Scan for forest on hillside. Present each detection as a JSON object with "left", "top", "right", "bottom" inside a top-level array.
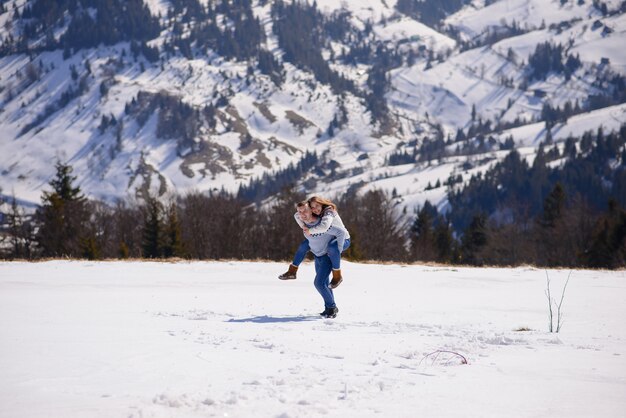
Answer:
[{"left": 5, "top": 0, "right": 623, "bottom": 137}]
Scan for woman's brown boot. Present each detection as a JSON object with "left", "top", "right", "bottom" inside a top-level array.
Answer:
[
  {"left": 278, "top": 264, "right": 298, "bottom": 280},
  {"left": 329, "top": 269, "right": 343, "bottom": 289}
]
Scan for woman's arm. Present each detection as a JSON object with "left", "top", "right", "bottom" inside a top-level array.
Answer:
[{"left": 305, "top": 209, "right": 335, "bottom": 235}]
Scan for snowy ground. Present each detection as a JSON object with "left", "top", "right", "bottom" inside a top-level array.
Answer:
[{"left": 0, "top": 261, "right": 625, "bottom": 417}]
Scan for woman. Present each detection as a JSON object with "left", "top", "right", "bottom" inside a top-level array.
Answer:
[
  {"left": 278, "top": 199, "right": 349, "bottom": 286},
  {"left": 305, "top": 196, "right": 351, "bottom": 289}
]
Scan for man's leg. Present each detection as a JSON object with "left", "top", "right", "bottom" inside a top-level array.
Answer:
[
  {"left": 313, "top": 255, "right": 335, "bottom": 309},
  {"left": 279, "top": 239, "right": 310, "bottom": 280},
  {"left": 292, "top": 239, "right": 310, "bottom": 266}
]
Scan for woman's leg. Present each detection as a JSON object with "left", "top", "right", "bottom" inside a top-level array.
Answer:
[
  {"left": 327, "top": 238, "right": 351, "bottom": 270},
  {"left": 313, "top": 255, "right": 335, "bottom": 308}
]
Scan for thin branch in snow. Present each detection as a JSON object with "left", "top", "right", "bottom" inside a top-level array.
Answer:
[
  {"left": 556, "top": 271, "right": 572, "bottom": 333},
  {"left": 419, "top": 350, "right": 468, "bottom": 366},
  {"left": 338, "top": 382, "right": 348, "bottom": 400},
  {"left": 545, "top": 270, "right": 554, "bottom": 332}
]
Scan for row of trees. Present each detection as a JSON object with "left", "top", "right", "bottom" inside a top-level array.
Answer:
[
  {"left": 237, "top": 151, "right": 319, "bottom": 202},
  {"left": 164, "top": 0, "right": 266, "bottom": 63},
  {"left": 411, "top": 188, "right": 625, "bottom": 268},
  {"left": 4, "top": 0, "right": 401, "bottom": 127},
  {"left": 271, "top": 0, "right": 356, "bottom": 95},
  {"left": 527, "top": 42, "right": 581, "bottom": 81},
  {"left": 396, "top": 0, "right": 468, "bottom": 28},
  {"left": 2, "top": 0, "right": 161, "bottom": 56},
  {"left": 2, "top": 151, "right": 624, "bottom": 268},
  {"left": 447, "top": 125, "right": 626, "bottom": 232},
  {"left": 0, "top": 162, "right": 402, "bottom": 262}
]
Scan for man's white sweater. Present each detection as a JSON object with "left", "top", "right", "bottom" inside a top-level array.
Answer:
[{"left": 294, "top": 209, "right": 350, "bottom": 256}]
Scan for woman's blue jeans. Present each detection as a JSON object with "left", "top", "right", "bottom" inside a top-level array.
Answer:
[
  {"left": 292, "top": 238, "right": 351, "bottom": 270},
  {"left": 328, "top": 238, "right": 350, "bottom": 270},
  {"left": 314, "top": 255, "right": 335, "bottom": 308}
]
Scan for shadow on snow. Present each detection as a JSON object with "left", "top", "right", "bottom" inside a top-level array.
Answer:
[{"left": 227, "top": 315, "right": 319, "bottom": 323}]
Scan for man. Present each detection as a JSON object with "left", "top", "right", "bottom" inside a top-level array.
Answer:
[{"left": 278, "top": 201, "right": 343, "bottom": 318}]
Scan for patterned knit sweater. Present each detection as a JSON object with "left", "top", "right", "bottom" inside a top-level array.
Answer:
[
  {"left": 294, "top": 208, "right": 350, "bottom": 256},
  {"left": 293, "top": 212, "right": 350, "bottom": 257}
]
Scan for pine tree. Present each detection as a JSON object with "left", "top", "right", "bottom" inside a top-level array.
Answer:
[
  {"left": 409, "top": 202, "right": 437, "bottom": 261},
  {"left": 36, "top": 162, "right": 89, "bottom": 257},
  {"left": 434, "top": 219, "right": 454, "bottom": 263},
  {"left": 461, "top": 214, "right": 488, "bottom": 265},
  {"left": 542, "top": 183, "right": 566, "bottom": 228},
  {"left": 584, "top": 199, "right": 626, "bottom": 268},
  {"left": 142, "top": 196, "right": 163, "bottom": 258},
  {"left": 162, "top": 202, "right": 184, "bottom": 258},
  {"left": 80, "top": 236, "right": 100, "bottom": 260},
  {"left": 536, "top": 183, "right": 569, "bottom": 266},
  {"left": 529, "top": 146, "right": 549, "bottom": 213}
]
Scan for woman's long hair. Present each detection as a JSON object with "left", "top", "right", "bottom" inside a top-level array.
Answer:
[{"left": 308, "top": 195, "right": 337, "bottom": 212}]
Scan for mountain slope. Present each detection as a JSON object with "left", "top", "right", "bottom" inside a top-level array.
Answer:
[{"left": 0, "top": 0, "right": 624, "bottom": 211}]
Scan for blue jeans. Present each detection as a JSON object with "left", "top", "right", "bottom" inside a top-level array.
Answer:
[
  {"left": 292, "top": 239, "right": 310, "bottom": 266},
  {"left": 328, "top": 238, "right": 350, "bottom": 270},
  {"left": 314, "top": 255, "right": 335, "bottom": 308}
]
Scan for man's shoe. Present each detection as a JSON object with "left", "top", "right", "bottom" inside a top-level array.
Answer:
[
  {"left": 320, "top": 306, "right": 339, "bottom": 318},
  {"left": 278, "top": 264, "right": 298, "bottom": 280}
]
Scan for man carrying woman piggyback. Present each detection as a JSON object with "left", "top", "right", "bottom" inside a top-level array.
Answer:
[{"left": 278, "top": 196, "right": 350, "bottom": 319}]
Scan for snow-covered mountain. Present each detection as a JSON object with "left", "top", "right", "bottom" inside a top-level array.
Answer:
[{"left": 0, "top": 0, "right": 624, "bottom": 211}]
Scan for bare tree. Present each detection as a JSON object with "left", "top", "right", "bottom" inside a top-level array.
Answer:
[
  {"left": 6, "top": 193, "right": 35, "bottom": 259},
  {"left": 545, "top": 271, "right": 571, "bottom": 333},
  {"left": 111, "top": 200, "right": 144, "bottom": 258},
  {"left": 180, "top": 190, "right": 252, "bottom": 259},
  {"left": 338, "top": 190, "right": 408, "bottom": 261}
]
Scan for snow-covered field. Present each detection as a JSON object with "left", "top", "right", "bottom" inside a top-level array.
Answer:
[{"left": 1, "top": 261, "right": 625, "bottom": 417}]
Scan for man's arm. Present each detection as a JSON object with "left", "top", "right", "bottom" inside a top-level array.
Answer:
[{"left": 294, "top": 212, "right": 306, "bottom": 229}]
